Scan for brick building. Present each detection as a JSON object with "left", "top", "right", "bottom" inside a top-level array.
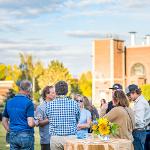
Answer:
[
  {"left": 0, "top": 81, "right": 14, "bottom": 105},
  {"left": 92, "top": 33, "right": 150, "bottom": 105}
]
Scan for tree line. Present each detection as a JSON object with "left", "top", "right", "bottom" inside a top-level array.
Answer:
[{"left": 0, "top": 53, "right": 92, "bottom": 102}]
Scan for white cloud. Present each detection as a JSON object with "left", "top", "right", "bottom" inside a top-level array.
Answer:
[{"left": 65, "top": 30, "right": 128, "bottom": 39}]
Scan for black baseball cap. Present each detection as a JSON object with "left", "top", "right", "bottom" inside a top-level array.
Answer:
[
  {"left": 125, "top": 84, "right": 139, "bottom": 95},
  {"left": 109, "top": 83, "right": 122, "bottom": 90}
]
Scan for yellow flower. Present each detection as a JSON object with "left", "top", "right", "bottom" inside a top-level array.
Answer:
[
  {"left": 98, "top": 118, "right": 109, "bottom": 126},
  {"left": 98, "top": 124, "right": 110, "bottom": 135},
  {"left": 92, "top": 124, "right": 98, "bottom": 131}
]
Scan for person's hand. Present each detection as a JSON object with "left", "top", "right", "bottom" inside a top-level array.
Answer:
[
  {"left": 34, "top": 119, "right": 39, "bottom": 127},
  {"left": 77, "top": 124, "right": 82, "bottom": 130}
]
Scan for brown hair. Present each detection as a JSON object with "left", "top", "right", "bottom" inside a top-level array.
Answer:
[
  {"left": 100, "top": 99, "right": 106, "bottom": 107},
  {"left": 55, "top": 81, "right": 68, "bottom": 95},
  {"left": 42, "top": 86, "right": 54, "bottom": 100},
  {"left": 113, "top": 90, "right": 129, "bottom": 107}
]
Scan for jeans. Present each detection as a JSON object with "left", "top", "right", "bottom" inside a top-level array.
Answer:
[
  {"left": 10, "top": 131, "right": 34, "bottom": 150},
  {"left": 41, "top": 144, "right": 50, "bottom": 150},
  {"left": 133, "top": 130, "right": 147, "bottom": 150},
  {"left": 145, "top": 131, "right": 150, "bottom": 150}
]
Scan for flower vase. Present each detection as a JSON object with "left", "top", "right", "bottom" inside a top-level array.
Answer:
[{"left": 98, "top": 135, "right": 110, "bottom": 141}]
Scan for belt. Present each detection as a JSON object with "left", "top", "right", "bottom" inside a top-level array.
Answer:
[{"left": 133, "top": 128, "right": 146, "bottom": 131}]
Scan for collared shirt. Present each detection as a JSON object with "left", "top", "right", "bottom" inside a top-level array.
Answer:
[
  {"left": 46, "top": 96, "right": 80, "bottom": 136},
  {"left": 3, "top": 94, "right": 34, "bottom": 132},
  {"left": 132, "top": 95, "right": 150, "bottom": 129},
  {"left": 35, "top": 101, "right": 50, "bottom": 144}
]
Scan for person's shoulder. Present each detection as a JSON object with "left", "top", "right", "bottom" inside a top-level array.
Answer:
[
  {"left": 83, "top": 108, "right": 90, "bottom": 113},
  {"left": 110, "top": 106, "right": 123, "bottom": 113},
  {"left": 138, "top": 95, "right": 149, "bottom": 105}
]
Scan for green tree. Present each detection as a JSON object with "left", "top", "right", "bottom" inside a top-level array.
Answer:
[
  {"left": 140, "top": 84, "right": 150, "bottom": 101},
  {"left": 70, "top": 78, "right": 82, "bottom": 95},
  {"left": 78, "top": 71, "right": 92, "bottom": 98},
  {"left": 38, "top": 60, "right": 72, "bottom": 90},
  {"left": 19, "top": 53, "right": 44, "bottom": 101}
]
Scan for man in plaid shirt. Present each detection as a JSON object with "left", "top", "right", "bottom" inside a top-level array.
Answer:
[{"left": 46, "top": 81, "right": 80, "bottom": 150}]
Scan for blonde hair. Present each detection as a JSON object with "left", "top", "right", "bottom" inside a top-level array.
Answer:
[{"left": 74, "top": 94, "right": 83, "bottom": 101}]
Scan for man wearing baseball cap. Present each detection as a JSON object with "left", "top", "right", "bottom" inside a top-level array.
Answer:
[
  {"left": 106, "top": 83, "right": 123, "bottom": 113},
  {"left": 125, "top": 84, "right": 150, "bottom": 150}
]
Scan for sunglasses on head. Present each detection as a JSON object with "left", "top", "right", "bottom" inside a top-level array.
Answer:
[{"left": 76, "top": 100, "right": 83, "bottom": 103}]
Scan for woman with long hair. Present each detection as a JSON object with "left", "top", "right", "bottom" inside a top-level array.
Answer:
[{"left": 100, "top": 90, "right": 135, "bottom": 141}]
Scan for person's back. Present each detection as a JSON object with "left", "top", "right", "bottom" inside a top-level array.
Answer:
[
  {"left": 100, "top": 90, "right": 135, "bottom": 141},
  {"left": 106, "top": 106, "right": 135, "bottom": 141},
  {"left": 47, "top": 96, "right": 80, "bottom": 136},
  {"left": 2, "top": 80, "right": 35, "bottom": 150},
  {"left": 46, "top": 81, "right": 80, "bottom": 150},
  {"left": 6, "top": 95, "right": 34, "bottom": 132}
]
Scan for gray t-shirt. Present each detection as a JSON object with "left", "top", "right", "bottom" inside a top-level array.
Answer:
[{"left": 35, "top": 101, "right": 50, "bottom": 144}]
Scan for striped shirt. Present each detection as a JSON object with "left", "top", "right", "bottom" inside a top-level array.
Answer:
[{"left": 46, "top": 96, "right": 80, "bottom": 136}]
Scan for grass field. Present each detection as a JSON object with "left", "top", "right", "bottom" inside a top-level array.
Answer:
[{"left": 0, "top": 123, "right": 40, "bottom": 150}]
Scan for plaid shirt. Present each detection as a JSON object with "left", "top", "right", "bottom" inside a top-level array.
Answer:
[{"left": 46, "top": 96, "right": 80, "bottom": 136}]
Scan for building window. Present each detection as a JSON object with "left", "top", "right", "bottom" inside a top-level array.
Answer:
[{"left": 131, "top": 63, "right": 145, "bottom": 76}]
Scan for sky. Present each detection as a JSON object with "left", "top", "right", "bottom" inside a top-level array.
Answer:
[{"left": 0, "top": 0, "right": 150, "bottom": 76}]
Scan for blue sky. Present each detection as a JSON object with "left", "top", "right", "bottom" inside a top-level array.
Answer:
[{"left": 0, "top": 0, "right": 150, "bottom": 76}]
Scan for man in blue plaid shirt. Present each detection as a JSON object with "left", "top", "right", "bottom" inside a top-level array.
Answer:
[{"left": 46, "top": 81, "right": 80, "bottom": 150}]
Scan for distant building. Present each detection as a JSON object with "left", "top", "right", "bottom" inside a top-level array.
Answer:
[
  {"left": 92, "top": 32, "right": 150, "bottom": 105},
  {"left": 0, "top": 81, "right": 14, "bottom": 105}
]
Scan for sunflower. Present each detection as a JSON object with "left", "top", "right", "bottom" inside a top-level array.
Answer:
[
  {"left": 98, "top": 118, "right": 109, "bottom": 126},
  {"left": 98, "top": 124, "right": 110, "bottom": 135},
  {"left": 92, "top": 124, "right": 98, "bottom": 131}
]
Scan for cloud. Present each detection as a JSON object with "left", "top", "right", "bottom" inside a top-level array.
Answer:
[
  {"left": 64, "top": 0, "right": 112, "bottom": 8},
  {"left": 65, "top": 30, "right": 128, "bottom": 39},
  {"left": 0, "top": 39, "right": 63, "bottom": 51}
]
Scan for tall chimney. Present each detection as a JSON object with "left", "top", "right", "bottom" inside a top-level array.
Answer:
[
  {"left": 129, "top": 32, "right": 136, "bottom": 46},
  {"left": 145, "top": 34, "right": 150, "bottom": 45}
]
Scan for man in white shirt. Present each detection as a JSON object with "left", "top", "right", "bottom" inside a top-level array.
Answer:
[{"left": 126, "top": 84, "right": 150, "bottom": 150}]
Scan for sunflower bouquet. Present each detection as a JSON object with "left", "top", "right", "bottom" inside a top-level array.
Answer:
[{"left": 92, "top": 118, "right": 119, "bottom": 137}]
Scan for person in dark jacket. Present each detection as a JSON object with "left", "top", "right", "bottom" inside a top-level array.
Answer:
[{"left": 106, "top": 83, "right": 123, "bottom": 113}]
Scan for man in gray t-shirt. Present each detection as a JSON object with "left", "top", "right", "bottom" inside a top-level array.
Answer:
[{"left": 35, "top": 86, "right": 55, "bottom": 150}]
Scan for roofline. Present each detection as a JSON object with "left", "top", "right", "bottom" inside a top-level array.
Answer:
[
  {"left": 127, "top": 45, "right": 150, "bottom": 48},
  {"left": 94, "top": 38, "right": 124, "bottom": 42}
]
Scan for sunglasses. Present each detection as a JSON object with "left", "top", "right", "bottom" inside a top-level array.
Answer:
[{"left": 76, "top": 100, "right": 83, "bottom": 103}]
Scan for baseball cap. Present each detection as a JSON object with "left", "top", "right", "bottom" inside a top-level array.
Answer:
[
  {"left": 109, "top": 83, "right": 122, "bottom": 90},
  {"left": 125, "top": 84, "right": 139, "bottom": 95}
]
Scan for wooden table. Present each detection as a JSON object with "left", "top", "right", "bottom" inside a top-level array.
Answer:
[{"left": 64, "top": 137, "right": 133, "bottom": 150}]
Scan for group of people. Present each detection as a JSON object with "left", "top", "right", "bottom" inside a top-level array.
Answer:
[
  {"left": 99, "top": 83, "right": 150, "bottom": 150},
  {"left": 1, "top": 80, "right": 150, "bottom": 150}
]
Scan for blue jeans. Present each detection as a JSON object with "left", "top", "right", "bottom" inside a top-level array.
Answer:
[
  {"left": 10, "top": 131, "right": 34, "bottom": 150},
  {"left": 133, "top": 130, "right": 147, "bottom": 150}
]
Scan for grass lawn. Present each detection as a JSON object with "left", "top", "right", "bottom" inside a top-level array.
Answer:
[{"left": 0, "top": 123, "right": 40, "bottom": 150}]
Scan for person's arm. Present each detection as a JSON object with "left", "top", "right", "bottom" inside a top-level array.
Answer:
[
  {"left": 103, "top": 107, "right": 118, "bottom": 122},
  {"left": 134, "top": 100, "right": 146, "bottom": 128},
  {"left": 2, "top": 102, "right": 9, "bottom": 132},
  {"left": 77, "top": 118, "right": 91, "bottom": 129},
  {"left": 27, "top": 101, "right": 35, "bottom": 127},
  {"left": 76, "top": 103, "right": 81, "bottom": 123},
  {"left": 2, "top": 117, "right": 9, "bottom": 132},
  {"left": 27, "top": 117, "right": 35, "bottom": 127},
  {"left": 77, "top": 110, "right": 91, "bottom": 130},
  {"left": 35, "top": 105, "right": 49, "bottom": 127},
  {"left": 38, "top": 118, "right": 49, "bottom": 127}
]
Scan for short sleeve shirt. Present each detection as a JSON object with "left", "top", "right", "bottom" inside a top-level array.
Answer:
[{"left": 3, "top": 94, "right": 34, "bottom": 132}]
